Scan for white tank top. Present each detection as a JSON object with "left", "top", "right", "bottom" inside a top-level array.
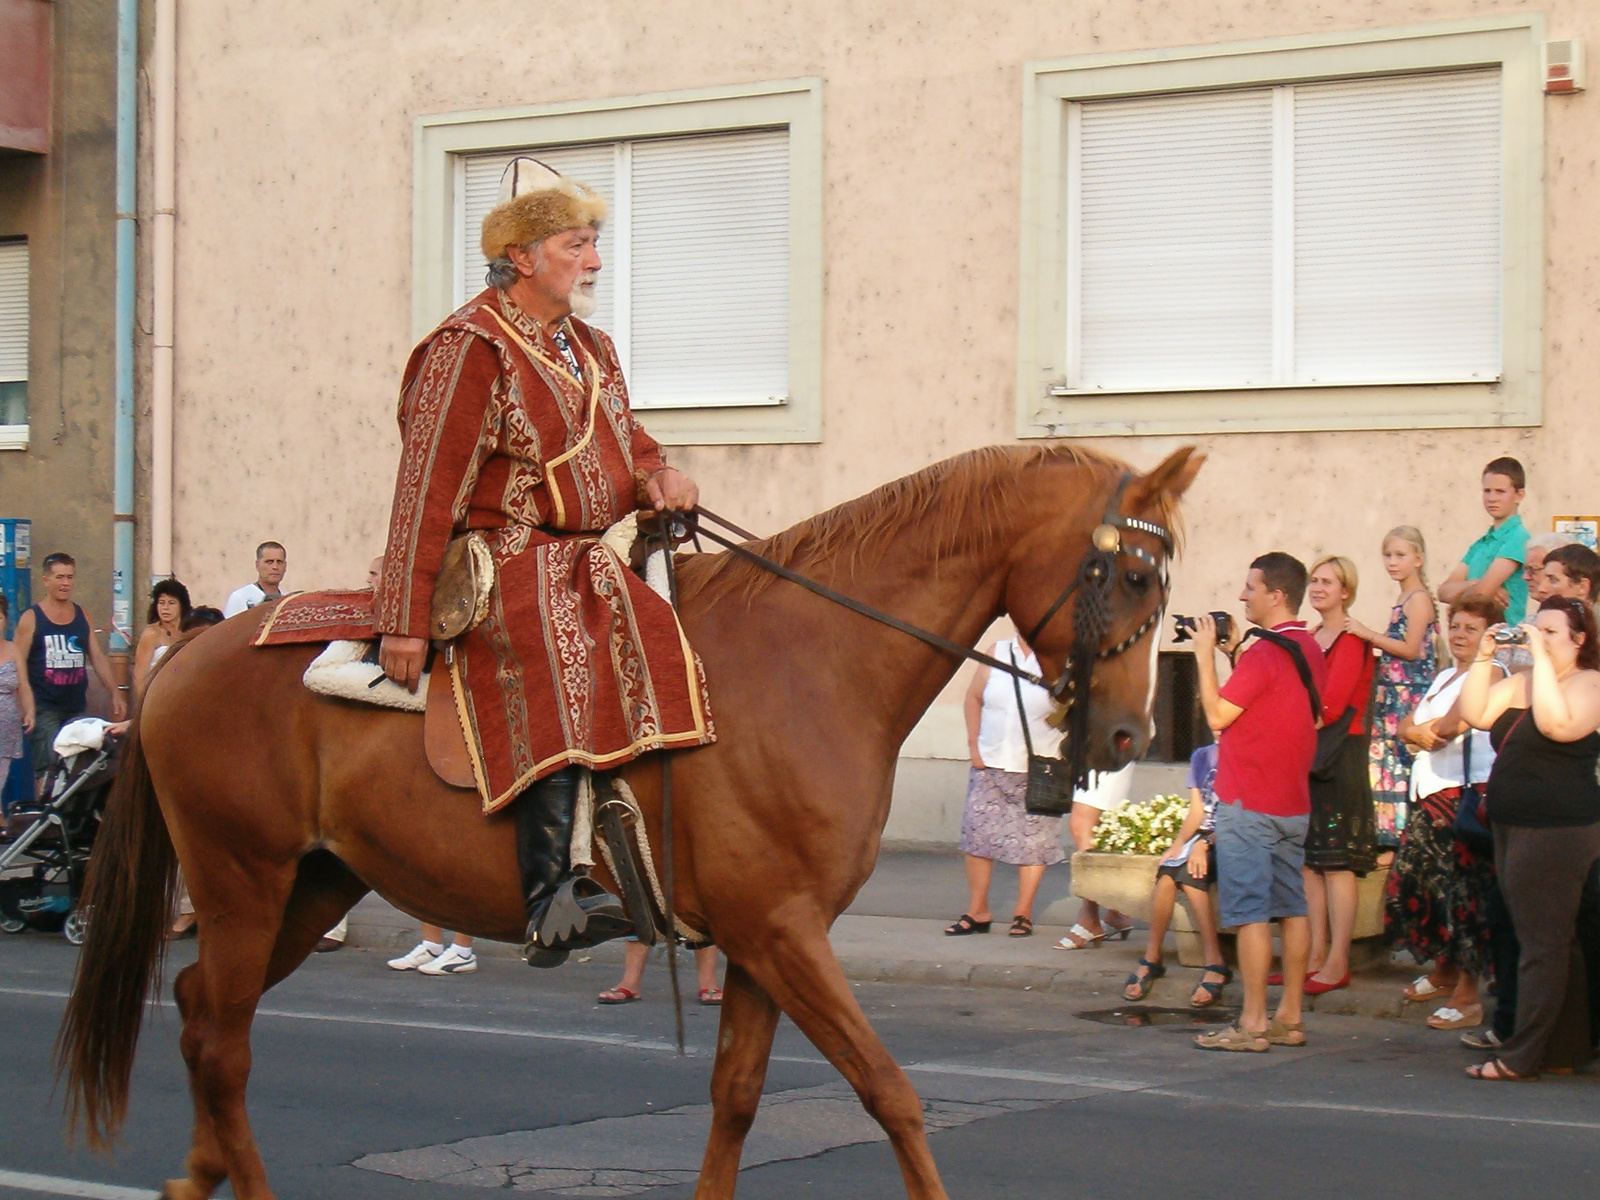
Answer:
[{"left": 975, "top": 640, "right": 1063, "bottom": 774}]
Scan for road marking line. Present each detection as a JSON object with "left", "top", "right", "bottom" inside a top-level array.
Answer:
[
  {"left": 8, "top": 987, "right": 1595, "bottom": 1132},
  {"left": 0, "top": 1167, "right": 155, "bottom": 1199},
  {"left": 1148, "top": 1090, "right": 1600, "bottom": 1132},
  {"left": 0, "top": 986, "right": 692, "bottom": 1056}
]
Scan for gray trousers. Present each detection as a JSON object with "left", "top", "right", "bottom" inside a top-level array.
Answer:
[
  {"left": 1494, "top": 822, "right": 1600, "bottom": 1076},
  {"left": 29, "top": 705, "right": 82, "bottom": 777}
]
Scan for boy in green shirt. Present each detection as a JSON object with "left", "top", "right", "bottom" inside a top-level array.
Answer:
[{"left": 1439, "top": 456, "right": 1529, "bottom": 616}]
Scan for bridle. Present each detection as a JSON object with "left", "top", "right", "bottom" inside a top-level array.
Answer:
[{"left": 669, "top": 470, "right": 1175, "bottom": 790}]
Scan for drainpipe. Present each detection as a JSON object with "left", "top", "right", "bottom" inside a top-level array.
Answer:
[
  {"left": 111, "top": 0, "right": 138, "bottom": 651},
  {"left": 150, "top": 0, "right": 175, "bottom": 579}
]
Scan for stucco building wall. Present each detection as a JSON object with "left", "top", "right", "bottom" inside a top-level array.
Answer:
[
  {"left": 0, "top": 0, "right": 120, "bottom": 646},
  {"left": 157, "top": 2, "right": 1598, "bottom": 759}
]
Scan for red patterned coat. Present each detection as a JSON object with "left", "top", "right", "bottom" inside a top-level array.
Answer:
[{"left": 375, "top": 287, "right": 714, "bottom": 812}]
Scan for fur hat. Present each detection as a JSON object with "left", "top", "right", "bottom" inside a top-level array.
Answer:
[{"left": 480, "top": 157, "right": 607, "bottom": 262}]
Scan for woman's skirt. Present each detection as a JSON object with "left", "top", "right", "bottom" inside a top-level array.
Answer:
[
  {"left": 959, "top": 767, "right": 1067, "bottom": 866},
  {"left": 1305, "top": 733, "right": 1379, "bottom": 874},
  {"left": 1384, "top": 789, "right": 1495, "bottom": 979}
]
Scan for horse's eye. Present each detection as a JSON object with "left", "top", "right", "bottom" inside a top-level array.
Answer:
[{"left": 1125, "top": 570, "right": 1152, "bottom": 594}]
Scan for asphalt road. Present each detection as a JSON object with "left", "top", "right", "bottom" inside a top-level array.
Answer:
[{"left": 0, "top": 933, "right": 1596, "bottom": 1200}]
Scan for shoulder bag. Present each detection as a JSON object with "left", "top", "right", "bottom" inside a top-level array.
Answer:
[
  {"left": 1452, "top": 708, "right": 1503, "bottom": 852},
  {"left": 429, "top": 532, "right": 496, "bottom": 641},
  {"left": 1243, "top": 628, "right": 1347, "bottom": 781},
  {"left": 1011, "top": 648, "right": 1074, "bottom": 816}
]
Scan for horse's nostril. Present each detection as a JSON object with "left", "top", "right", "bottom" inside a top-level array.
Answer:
[{"left": 1113, "top": 730, "right": 1134, "bottom": 752}]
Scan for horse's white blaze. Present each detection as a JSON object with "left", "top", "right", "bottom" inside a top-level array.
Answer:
[{"left": 1143, "top": 623, "right": 1162, "bottom": 740}]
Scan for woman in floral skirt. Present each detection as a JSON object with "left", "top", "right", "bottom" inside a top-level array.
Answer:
[
  {"left": 1386, "top": 595, "right": 1503, "bottom": 1030},
  {"left": 1349, "top": 526, "right": 1440, "bottom": 856}
]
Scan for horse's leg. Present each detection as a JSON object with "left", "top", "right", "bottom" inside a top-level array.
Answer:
[
  {"left": 735, "top": 922, "right": 948, "bottom": 1200},
  {"left": 165, "top": 860, "right": 298, "bottom": 1200},
  {"left": 693, "top": 962, "right": 781, "bottom": 1200},
  {"left": 263, "top": 850, "right": 370, "bottom": 989}
]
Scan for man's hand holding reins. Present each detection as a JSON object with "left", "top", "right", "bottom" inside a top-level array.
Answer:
[
  {"left": 647, "top": 467, "right": 699, "bottom": 514},
  {"left": 380, "top": 634, "right": 429, "bottom": 693}
]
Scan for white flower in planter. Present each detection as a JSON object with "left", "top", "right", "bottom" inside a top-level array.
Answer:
[{"left": 1087, "top": 794, "right": 1188, "bottom": 856}]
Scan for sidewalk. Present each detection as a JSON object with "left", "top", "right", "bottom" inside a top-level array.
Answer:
[{"left": 344, "top": 849, "right": 1429, "bottom": 1021}]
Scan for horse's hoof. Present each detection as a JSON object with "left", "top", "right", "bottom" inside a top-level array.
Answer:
[{"left": 523, "top": 943, "right": 570, "bottom": 969}]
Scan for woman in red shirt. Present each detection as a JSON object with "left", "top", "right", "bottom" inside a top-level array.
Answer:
[{"left": 1303, "top": 556, "right": 1380, "bottom": 995}]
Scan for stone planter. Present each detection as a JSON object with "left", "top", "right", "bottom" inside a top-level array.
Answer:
[{"left": 1071, "top": 850, "right": 1392, "bottom": 968}]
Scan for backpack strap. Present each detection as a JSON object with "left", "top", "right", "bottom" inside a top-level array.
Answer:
[{"left": 1242, "top": 628, "right": 1322, "bottom": 724}]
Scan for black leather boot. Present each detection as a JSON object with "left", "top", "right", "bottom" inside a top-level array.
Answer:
[{"left": 514, "top": 765, "right": 631, "bottom": 967}]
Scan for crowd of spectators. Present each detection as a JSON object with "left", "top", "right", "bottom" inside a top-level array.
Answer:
[{"left": 942, "top": 453, "right": 1600, "bottom": 1080}]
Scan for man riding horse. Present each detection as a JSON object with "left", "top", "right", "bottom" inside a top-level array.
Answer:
[{"left": 374, "top": 158, "right": 714, "bottom": 967}]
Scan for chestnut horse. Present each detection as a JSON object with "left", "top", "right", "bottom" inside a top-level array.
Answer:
[{"left": 60, "top": 442, "right": 1202, "bottom": 1200}]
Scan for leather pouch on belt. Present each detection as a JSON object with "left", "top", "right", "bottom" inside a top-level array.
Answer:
[{"left": 430, "top": 532, "right": 495, "bottom": 641}]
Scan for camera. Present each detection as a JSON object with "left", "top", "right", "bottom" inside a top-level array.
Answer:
[
  {"left": 1172, "top": 612, "right": 1234, "bottom": 645},
  {"left": 1491, "top": 625, "right": 1529, "bottom": 645}
]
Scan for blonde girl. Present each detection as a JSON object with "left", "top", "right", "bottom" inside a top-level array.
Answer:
[{"left": 1348, "top": 527, "right": 1441, "bottom": 852}]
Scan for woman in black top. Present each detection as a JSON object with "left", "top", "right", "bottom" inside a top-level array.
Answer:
[{"left": 1460, "top": 596, "right": 1600, "bottom": 1081}]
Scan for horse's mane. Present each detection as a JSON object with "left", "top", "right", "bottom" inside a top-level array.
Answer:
[{"left": 681, "top": 442, "right": 1181, "bottom": 604}]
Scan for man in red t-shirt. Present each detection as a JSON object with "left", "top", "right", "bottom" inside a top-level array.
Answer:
[{"left": 1188, "top": 553, "right": 1327, "bottom": 1053}]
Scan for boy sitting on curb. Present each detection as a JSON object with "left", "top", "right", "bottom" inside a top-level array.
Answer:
[{"left": 1123, "top": 740, "right": 1230, "bottom": 1007}]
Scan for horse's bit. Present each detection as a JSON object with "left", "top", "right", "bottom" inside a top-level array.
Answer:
[{"left": 682, "top": 470, "right": 1176, "bottom": 791}]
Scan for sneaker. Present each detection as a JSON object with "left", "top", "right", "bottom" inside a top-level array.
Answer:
[
  {"left": 418, "top": 945, "right": 477, "bottom": 976},
  {"left": 387, "top": 943, "right": 440, "bottom": 972}
]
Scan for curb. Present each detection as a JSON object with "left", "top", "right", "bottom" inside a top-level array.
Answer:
[{"left": 344, "top": 899, "right": 1423, "bottom": 1021}]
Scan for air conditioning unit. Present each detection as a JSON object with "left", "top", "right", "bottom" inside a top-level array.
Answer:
[{"left": 1544, "top": 39, "right": 1586, "bottom": 94}]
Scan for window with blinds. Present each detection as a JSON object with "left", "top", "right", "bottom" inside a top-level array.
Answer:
[
  {"left": 456, "top": 128, "right": 790, "bottom": 410},
  {"left": 0, "top": 240, "right": 27, "bottom": 428},
  {"left": 1065, "top": 69, "right": 1502, "bottom": 393}
]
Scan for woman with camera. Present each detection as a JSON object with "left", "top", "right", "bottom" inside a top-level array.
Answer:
[{"left": 1459, "top": 596, "right": 1600, "bottom": 1081}]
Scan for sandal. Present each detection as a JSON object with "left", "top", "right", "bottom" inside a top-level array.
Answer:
[
  {"left": 1427, "top": 1004, "right": 1483, "bottom": 1030},
  {"left": 943, "top": 914, "right": 992, "bottom": 936},
  {"left": 597, "top": 986, "right": 641, "bottom": 1005},
  {"left": 698, "top": 987, "right": 723, "bottom": 1006},
  {"left": 1266, "top": 1017, "right": 1306, "bottom": 1047},
  {"left": 1008, "top": 915, "right": 1034, "bottom": 938},
  {"left": 1123, "top": 958, "right": 1165, "bottom": 1001},
  {"left": 1190, "top": 964, "right": 1232, "bottom": 1008},
  {"left": 1460, "top": 1029, "right": 1503, "bottom": 1050},
  {"left": 1467, "top": 1058, "right": 1537, "bottom": 1083},
  {"left": 1194, "top": 1024, "right": 1269, "bottom": 1053},
  {"left": 1051, "top": 923, "right": 1107, "bottom": 951},
  {"left": 1403, "top": 974, "right": 1451, "bottom": 1003},
  {"left": 1103, "top": 918, "right": 1133, "bottom": 942}
]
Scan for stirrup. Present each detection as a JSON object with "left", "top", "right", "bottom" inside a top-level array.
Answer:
[{"left": 522, "top": 876, "right": 631, "bottom": 966}]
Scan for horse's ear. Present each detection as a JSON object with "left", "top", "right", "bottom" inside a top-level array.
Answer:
[{"left": 1131, "top": 446, "right": 1206, "bottom": 505}]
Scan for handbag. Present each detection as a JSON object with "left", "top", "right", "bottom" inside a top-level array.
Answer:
[
  {"left": 1452, "top": 709, "right": 1500, "bottom": 851},
  {"left": 428, "top": 531, "right": 496, "bottom": 641},
  {"left": 1310, "top": 705, "right": 1356, "bottom": 782},
  {"left": 1010, "top": 647, "right": 1074, "bottom": 816}
]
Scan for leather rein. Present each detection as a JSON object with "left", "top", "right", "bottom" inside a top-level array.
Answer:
[{"left": 674, "top": 469, "right": 1174, "bottom": 718}]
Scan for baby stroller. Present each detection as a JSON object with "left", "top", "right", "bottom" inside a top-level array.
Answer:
[{"left": 0, "top": 718, "right": 121, "bottom": 946}]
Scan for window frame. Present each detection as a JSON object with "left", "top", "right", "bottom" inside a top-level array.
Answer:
[
  {"left": 0, "top": 237, "right": 27, "bottom": 451},
  {"left": 1017, "top": 16, "right": 1545, "bottom": 438},
  {"left": 415, "top": 79, "right": 823, "bottom": 445}
]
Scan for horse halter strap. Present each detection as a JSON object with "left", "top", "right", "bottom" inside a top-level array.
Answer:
[{"left": 1021, "top": 472, "right": 1174, "bottom": 788}]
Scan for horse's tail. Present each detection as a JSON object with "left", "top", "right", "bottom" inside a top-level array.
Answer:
[{"left": 56, "top": 679, "right": 180, "bottom": 1149}]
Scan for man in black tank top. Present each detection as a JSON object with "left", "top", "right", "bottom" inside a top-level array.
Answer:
[{"left": 11, "top": 552, "right": 126, "bottom": 777}]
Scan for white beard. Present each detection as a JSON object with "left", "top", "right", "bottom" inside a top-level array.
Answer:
[{"left": 568, "top": 279, "right": 598, "bottom": 319}]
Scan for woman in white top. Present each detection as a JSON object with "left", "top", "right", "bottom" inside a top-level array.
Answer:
[
  {"left": 134, "top": 579, "right": 192, "bottom": 695},
  {"left": 944, "top": 634, "right": 1068, "bottom": 939},
  {"left": 1386, "top": 595, "right": 1505, "bottom": 1030}
]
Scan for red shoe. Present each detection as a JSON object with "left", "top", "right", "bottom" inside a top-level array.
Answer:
[
  {"left": 1267, "top": 972, "right": 1284, "bottom": 986},
  {"left": 1304, "top": 972, "right": 1350, "bottom": 995}
]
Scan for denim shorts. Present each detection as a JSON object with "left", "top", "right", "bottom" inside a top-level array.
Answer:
[{"left": 1213, "top": 800, "right": 1309, "bottom": 927}]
